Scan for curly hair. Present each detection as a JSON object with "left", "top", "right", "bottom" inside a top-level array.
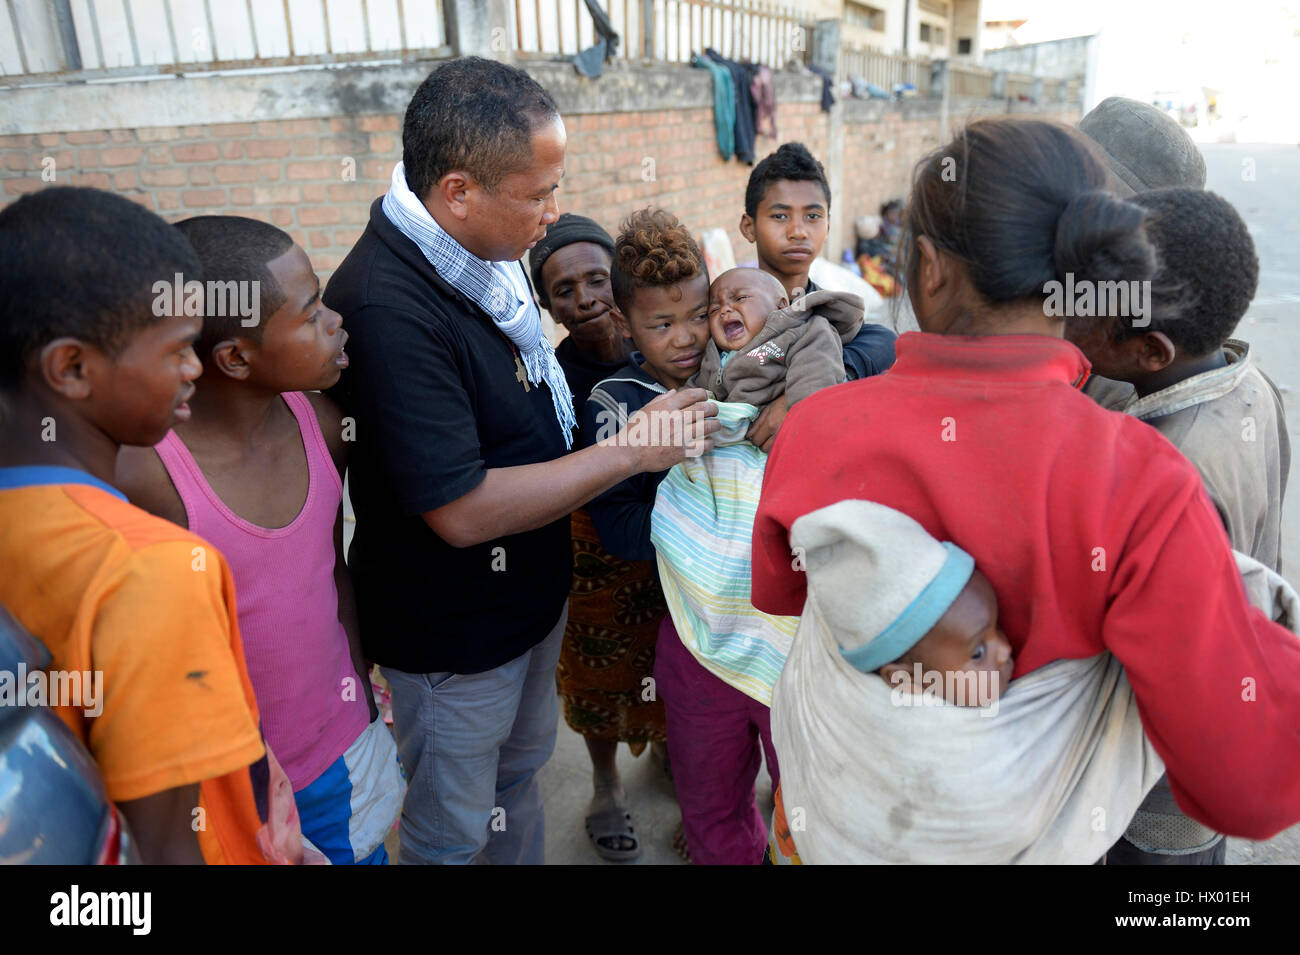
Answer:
[
  {"left": 610, "top": 208, "right": 706, "bottom": 314},
  {"left": 1114, "top": 188, "right": 1258, "bottom": 356}
]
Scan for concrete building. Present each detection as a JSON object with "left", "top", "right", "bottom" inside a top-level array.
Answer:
[{"left": 802, "top": 0, "right": 983, "bottom": 60}]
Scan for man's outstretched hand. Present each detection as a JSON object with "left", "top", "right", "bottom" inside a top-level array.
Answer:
[{"left": 605, "top": 388, "right": 720, "bottom": 472}]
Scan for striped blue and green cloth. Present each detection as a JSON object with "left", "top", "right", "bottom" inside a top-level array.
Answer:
[{"left": 650, "top": 402, "right": 799, "bottom": 705}]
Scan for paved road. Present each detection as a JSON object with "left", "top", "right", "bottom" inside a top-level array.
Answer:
[{"left": 1204, "top": 143, "right": 1300, "bottom": 864}]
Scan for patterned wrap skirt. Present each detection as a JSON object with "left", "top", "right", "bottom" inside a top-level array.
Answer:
[{"left": 556, "top": 509, "right": 668, "bottom": 753}]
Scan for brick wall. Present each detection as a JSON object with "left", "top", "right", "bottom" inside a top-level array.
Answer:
[
  {"left": 559, "top": 101, "right": 830, "bottom": 265},
  {"left": 0, "top": 103, "right": 833, "bottom": 279},
  {"left": 0, "top": 70, "right": 1080, "bottom": 282},
  {"left": 842, "top": 109, "right": 946, "bottom": 254},
  {"left": 838, "top": 100, "right": 1083, "bottom": 257},
  {"left": 0, "top": 117, "right": 395, "bottom": 276}
]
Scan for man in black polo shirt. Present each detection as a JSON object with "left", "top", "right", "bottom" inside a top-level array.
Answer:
[{"left": 325, "top": 57, "right": 717, "bottom": 865}]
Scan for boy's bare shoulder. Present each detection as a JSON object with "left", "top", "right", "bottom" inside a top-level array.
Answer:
[
  {"left": 303, "top": 390, "right": 347, "bottom": 475},
  {"left": 115, "top": 444, "right": 188, "bottom": 530}
]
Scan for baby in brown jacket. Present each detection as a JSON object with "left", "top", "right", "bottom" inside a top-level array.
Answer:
[{"left": 691, "top": 268, "right": 864, "bottom": 407}]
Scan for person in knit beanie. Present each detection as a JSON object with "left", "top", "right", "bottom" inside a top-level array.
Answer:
[
  {"left": 528, "top": 213, "right": 632, "bottom": 423},
  {"left": 528, "top": 211, "right": 669, "bottom": 862},
  {"left": 528, "top": 212, "right": 616, "bottom": 299}
]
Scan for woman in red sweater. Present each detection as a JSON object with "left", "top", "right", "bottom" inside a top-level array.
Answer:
[{"left": 752, "top": 116, "right": 1300, "bottom": 845}]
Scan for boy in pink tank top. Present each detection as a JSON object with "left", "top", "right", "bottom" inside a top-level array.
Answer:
[{"left": 117, "top": 217, "right": 403, "bottom": 864}]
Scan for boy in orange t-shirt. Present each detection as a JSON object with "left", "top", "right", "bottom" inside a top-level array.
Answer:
[{"left": 0, "top": 187, "right": 303, "bottom": 864}]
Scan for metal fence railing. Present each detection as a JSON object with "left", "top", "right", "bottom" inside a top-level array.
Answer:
[
  {"left": 514, "top": 0, "right": 809, "bottom": 68},
  {"left": 0, "top": 0, "right": 449, "bottom": 87},
  {"left": 947, "top": 61, "right": 993, "bottom": 98},
  {"left": 840, "top": 45, "right": 931, "bottom": 95},
  {"left": 838, "top": 46, "right": 1083, "bottom": 106},
  {"left": 1, "top": 0, "right": 1083, "bottom": 105}
]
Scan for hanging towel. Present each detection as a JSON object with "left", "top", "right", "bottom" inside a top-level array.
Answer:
[
  {"left": 692, "top": 54, "right": 735, "bottom": 161},
  {"left": 571, "top": 0, "right": 620, "bottom": 78},
  {"left": 807, "top": 64, "right": 835, "bottom": 112},
  {"left": 750, "top": 64, "right": 777, "bottom": 138},
  {"left": 706, "top": 48, "right": 758, "bottom": 164}
]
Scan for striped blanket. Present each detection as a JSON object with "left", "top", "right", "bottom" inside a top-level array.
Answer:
[{"left": 650, "top": 402, "right": 799, "bottom": 705}]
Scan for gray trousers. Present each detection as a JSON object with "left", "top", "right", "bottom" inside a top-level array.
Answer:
[{"left": 381, "top": 603, "right": 567, "bottom": 865}]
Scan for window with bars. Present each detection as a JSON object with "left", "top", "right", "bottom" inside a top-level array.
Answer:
[{"left": 845, "top": 1, "right": 885, "bottom": 33}]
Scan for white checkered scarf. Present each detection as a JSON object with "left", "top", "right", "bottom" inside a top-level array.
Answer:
[{"left": 382, "top": 161, "right": 576, "bottom": 449}]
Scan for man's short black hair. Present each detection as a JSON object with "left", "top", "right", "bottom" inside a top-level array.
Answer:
[
  {"left": 403, "top": 56, "right": 559, "bottom": 199},
  {"left": 744, "top": 142, "right": 831, "bottom": 219},
  {"left": 1118, "top": 188, "right": 1258, "bottom": 356},
  {"left": 174, "top": 215, "right": 295, "bottom": 359},
  {"left": 0, "top": 187, "right": 201, "bottom": 391}
]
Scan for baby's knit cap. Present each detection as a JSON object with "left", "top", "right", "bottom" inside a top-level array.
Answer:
[{"left": 789, "top": 500, "right": 974, "bottom": 673}]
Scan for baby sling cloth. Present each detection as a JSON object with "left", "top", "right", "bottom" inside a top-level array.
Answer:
[
  {"left": 771, "top": 500, "right": 1300, "bottom": 864},
  {"left": 770, "top": 499, "right": 1166, "bottom": 864}
]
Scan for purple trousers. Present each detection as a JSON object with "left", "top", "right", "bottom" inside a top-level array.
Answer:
[{"left": 655, "top": 616, "right": 779, "bottom": 865}]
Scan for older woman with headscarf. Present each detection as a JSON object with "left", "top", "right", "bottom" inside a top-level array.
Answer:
[{"left": 529, "top": 213, "right": 669, "bottom": 862}]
